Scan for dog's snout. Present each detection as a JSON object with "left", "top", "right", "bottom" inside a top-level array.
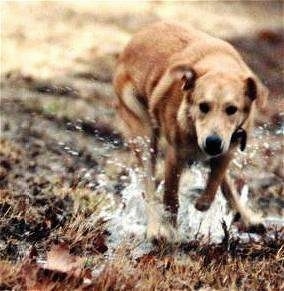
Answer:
[{"left": 204, "top": 135, "right": 223, "bottom": 156}]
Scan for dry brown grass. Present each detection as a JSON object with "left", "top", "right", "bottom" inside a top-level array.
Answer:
[
  {"left": 1, "top": 229, "right": 283, "bottom": 290},
  {"left": 1, "top": 1, "right": 283, "bottom": 290}
]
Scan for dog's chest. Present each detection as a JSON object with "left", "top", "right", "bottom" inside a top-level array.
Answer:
[{"left": 179, "top": 141, "right": 209, "bottom": 163}]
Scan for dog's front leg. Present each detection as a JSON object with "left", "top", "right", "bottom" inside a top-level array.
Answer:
[
  {"left": 221, "top": 175, "right": 265, "bottom": 233},
  {"left": 195, "top": 154, "right": 231, "bottom": 211},
  {"left": 146, "top": 144, "right": 182, "bottom": 242}
]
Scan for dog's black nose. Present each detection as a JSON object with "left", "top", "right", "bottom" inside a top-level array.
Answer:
[{"left": 205, "top": 135, "right": 223, "bottom": 156}]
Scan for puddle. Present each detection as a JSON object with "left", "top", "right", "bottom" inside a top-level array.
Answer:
[{"left": 93, "top": 124, "right": 284, "bottom": 258}]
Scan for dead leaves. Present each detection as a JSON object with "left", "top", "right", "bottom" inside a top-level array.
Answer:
[
  {"left": 20, "top": 244, "right": 93, "bottom": 291},
  {"left": 44, "top": 244, "right": 85, "bottom": 276}
]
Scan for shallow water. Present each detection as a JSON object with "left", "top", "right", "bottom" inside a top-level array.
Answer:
[
  {"left": 93, "top": 124, "right": 284, "bottom": 257},
  {"left": 99, "top": 165, "right": 239, "bottom": 258}
]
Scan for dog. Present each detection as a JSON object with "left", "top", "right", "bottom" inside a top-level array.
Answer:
[{"left": 113, "top": 22, "right": 268, "bottom": 241}]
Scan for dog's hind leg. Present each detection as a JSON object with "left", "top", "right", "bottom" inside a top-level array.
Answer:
[
  {"left": 115, "top": 78, "right": 171, "bottom": 240},
  {"left": 114, "top": 68, "right": 153, "bottom": 166},
  {"left": 221, "top": 175, "right": 265, "bottom": 233}
]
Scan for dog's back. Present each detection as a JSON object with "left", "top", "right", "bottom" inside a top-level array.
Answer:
[
  {"left": 116, "top": 22, "right": 203, "bottom": 97},
  {"left": 115, "top": 22, "right": 246, "bottom": 104}
]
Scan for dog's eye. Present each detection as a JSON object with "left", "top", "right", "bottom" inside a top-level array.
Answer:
[
  {"left": 199, "top": 102, "right": 210, "bottom": 114},
  {"left": 226, "top": 106, "right": 238, "bottom": 115}
]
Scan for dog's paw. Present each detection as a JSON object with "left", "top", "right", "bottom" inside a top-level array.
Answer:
[
  {"left": 236, "top": 221, "right": 266, "bottom": 234},
  {"left": 235, "top": 215, "right": 266, "bottom": 234},
  {"left": 195, "top": 198, "right": 211, "bottom": 211},
  {"left": 146, "top": 220, "right": 178, "bottom": 243},
  {"left": 247, "top": 223, "right": 266, "bottom": 234}
]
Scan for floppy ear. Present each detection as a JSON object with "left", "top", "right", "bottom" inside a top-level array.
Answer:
[
  {"left": 149, "top": 65, "right": 196, "bottom": 118},
  {"left": 170, "top": 64, "right": 197, "bottom": 91},
  {"left": 245, "top": 76, "right": 268, "bottom": 109},
  {"left": 170, "top": 65, "right": 196, "bottom": 130}
]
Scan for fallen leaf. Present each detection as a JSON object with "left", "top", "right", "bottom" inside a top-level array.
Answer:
[{"left": 44, "top": 243, "right": 84, "bottom": 277}]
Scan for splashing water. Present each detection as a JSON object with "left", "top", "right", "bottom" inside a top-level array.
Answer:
[
  {"left": 100, "top": 163, "right": 236, "bottom": 257},
  {"left": 91, "top": 124, "right": 283, "bottom": 256}
]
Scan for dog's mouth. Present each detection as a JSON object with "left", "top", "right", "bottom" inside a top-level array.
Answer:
[
  {"left": 203, "top": 145, "right": 224, "bottom": 156},
  {"left": 199, "top": 144, "right": 225, "bottom": 158}
]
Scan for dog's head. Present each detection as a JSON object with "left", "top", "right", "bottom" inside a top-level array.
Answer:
[{"left": 171, "top": 65, "right": 268, "bottom": 157}]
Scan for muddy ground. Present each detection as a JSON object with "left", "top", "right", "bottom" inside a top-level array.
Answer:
[{"left": 1, "top": 2, "right": 284, "bottom": 290}]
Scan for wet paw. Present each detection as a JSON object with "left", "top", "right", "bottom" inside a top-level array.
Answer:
[
  {"left": 146, "top": 221, "right": 178, "bottom": 243},
  {"left": 235, "top": 219, "right": 266, "bottom": 234},
  {"left": 247, "top": 223, "right": 266, "bottom": 234},
  {"left": 195, "top": 199, "right": 211, "bottom": 211}
]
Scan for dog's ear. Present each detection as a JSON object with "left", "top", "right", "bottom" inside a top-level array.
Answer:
[
  {"left": 245, "top": 76, "right": 268, "bottom": 109},
  {"left": 170, "top": 64, "right": 196, "bottom": 91}
]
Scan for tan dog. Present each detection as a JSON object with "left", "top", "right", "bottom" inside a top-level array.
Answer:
[{"left": 113, "top": 22, "right": 268, "bottom": 241}]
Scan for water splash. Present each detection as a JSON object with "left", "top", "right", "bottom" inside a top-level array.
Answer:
[
  {"left": 100, "top": 163, "right": 235, "bottom": 258},
  {"left": 92, "top": 124, "right": 283, "bottom": 256}
]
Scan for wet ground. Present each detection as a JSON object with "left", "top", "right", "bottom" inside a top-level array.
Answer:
[{"left": 1, "top": 2, "right": 283, "bottom": 290}]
